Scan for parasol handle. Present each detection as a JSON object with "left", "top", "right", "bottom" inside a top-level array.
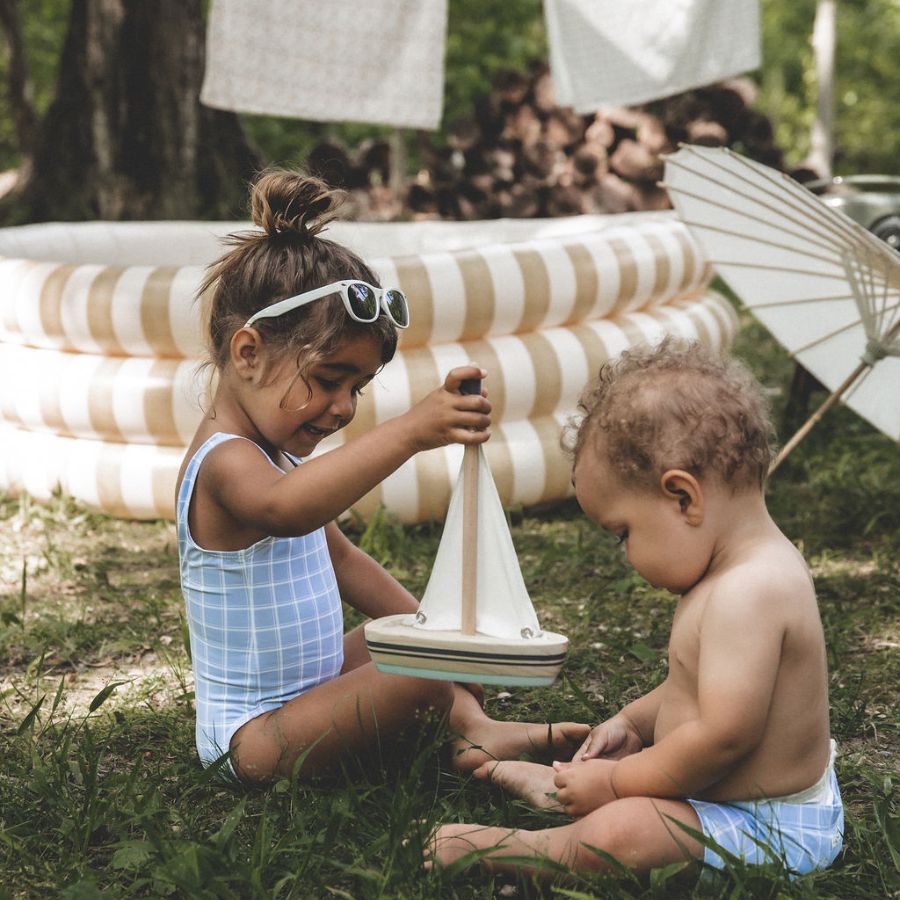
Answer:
[
  {"left": 770, "top": 318, "right": 900, "bottom": 475},
  {"left": 769, "top": 358, "right": 868, "bottom": 475},
  {"left": 460, "top": 377, "right": 481, "bottom": 636}
]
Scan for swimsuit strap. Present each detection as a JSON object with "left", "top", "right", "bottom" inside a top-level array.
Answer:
[{"left": 176, "top": 432, "right": 265, "bottom": 546}]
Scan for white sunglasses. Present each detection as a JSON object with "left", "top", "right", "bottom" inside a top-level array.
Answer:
[{"left": 244, "top": 280, "right": 409, "bottom": 329}]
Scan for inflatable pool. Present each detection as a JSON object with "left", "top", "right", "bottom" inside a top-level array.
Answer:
[{"left": 0, "top": 214, "right": 736, "bottom": 521}]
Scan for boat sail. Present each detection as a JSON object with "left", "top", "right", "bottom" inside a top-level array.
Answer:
[{"left": 365, "top": 421, "right": 569, "bottom": 686}]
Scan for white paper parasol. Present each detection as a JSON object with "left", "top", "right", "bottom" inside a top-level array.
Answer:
[
  {"left": 365, "top": 381, "right": 568, "bottom": 686},
  {"left": 660, "top": 145, "right": 900, "bottom": 467}
]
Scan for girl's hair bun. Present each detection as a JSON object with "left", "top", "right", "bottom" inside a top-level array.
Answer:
[{"left": 250, "top": 169, "right": 343, "bottom": 239}]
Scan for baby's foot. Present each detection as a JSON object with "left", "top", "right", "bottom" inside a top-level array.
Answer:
[
  {"left": 424, "top": 823, "right": 506, "bottom": 872},
  {"left": 451, "top": 720, "right": 590, "bottom": 774},
  {"left": 474, "top": 760, "right": 563, "bottom": 811}
]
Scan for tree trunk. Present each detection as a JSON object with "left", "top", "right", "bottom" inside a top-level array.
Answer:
[
  {"left": 807, "top": 0, "right": 836, "bottom": 179},
  {"left": 0, "top": 0, "right": 38, "bottom": 159},
  {"left": 2, "top": 0, "right": 261, "bottom": 224}
]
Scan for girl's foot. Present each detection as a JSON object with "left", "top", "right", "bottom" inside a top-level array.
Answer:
[
  {"left": 473, "top": 759, "right": 563, "bottom": 811},
  {"left": 450, "top": 719, "right": 590, "bottom": 774},
  {"left": 424, "top": 823, "right": 507, "bottom": 871}
]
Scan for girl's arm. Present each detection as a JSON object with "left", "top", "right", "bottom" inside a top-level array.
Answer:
[
  {"left": 206, "top": 366, "right": 489, "bottom": 538},
  {"left": 325, "top": 522, "right": 418, "bottom": 619},
  {"left": 326, "top": 523, "right": 486, "bottom": 706}
]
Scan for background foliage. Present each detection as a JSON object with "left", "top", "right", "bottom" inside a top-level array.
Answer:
[
  {"left": 758, "top": 0, "right": 899, "bottom": 172},
  {"left": 1, "top": 0, "right": 897, "bottom": 179}
]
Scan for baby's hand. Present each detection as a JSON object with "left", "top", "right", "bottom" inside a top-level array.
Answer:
[
  {"left": 552, "top": 759, "right": 617, "bottom": 817},
  {"left": 403, "top": 365, "right": 491, "bottom": 453},
  {"left": 577, "top": 715, "right": 644, "bottom": 761}
]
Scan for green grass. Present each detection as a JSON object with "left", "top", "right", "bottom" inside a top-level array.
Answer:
[{"left": 1, "top": 312, "right": 898, "bottom": 898}]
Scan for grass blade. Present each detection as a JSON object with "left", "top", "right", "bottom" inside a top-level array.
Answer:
[
  {"left": 16, "top": 695, "right": 44, "bottom": 735},
  {"left": 88, "top": 681, "right": 127, "bottom": 713}
]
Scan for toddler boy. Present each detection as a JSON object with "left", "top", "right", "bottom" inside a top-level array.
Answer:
[{"left": 428, "top": 340, "right": 843, "bottom": 881}]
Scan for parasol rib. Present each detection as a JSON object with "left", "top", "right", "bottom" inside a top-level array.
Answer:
[
  {"left": 750, "top": 294, "right": 856, "bottom": 309},
  {"left": 665, "top": 146, "right": 875, "bottom": 251},
  {"left": 708, "top": 259, "right": 863, "bottom": 280},
  {"left": 665, "top": 154, "right": 900, "bottom": 284},
  {"left": 659, "top": 183, "right": 865, "bottom": 262},
  {"left": 789, "top": 301, "right": 898, "bottom": 355},
  {"left": 845, "top": 251, "right": 900, "bottom": 349},
  {"left": 842, "top": 363, "right": 876, "bottom": 403}
]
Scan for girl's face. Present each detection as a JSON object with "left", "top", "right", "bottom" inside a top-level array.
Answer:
[
  {"left": 250, "top": 332, "right": 384, "bottom": 458},
  {"left": 573, "top": 449, "right": 713, "bottom": 595}
]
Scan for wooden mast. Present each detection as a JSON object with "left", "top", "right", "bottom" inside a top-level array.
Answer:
[{"left": 459, "top": 377, "right": 482, "bottom": 635}]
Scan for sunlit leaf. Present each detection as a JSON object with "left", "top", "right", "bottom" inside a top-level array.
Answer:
[
  {"left": 111, "top": 840, "right": 155, "bottom": 870},
  {"left": 628, "top": 643, "right": 657, "bottom": 663}
]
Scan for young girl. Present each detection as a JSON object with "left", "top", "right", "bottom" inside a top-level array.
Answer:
[{"left": 177, "top": 170, "right": 588, "bottom": 783}]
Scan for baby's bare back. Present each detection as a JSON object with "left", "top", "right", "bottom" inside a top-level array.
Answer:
[{"left": 656, "top": 534, "right": 832, "bottom": 802}]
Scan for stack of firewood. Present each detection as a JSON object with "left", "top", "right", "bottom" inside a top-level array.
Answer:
[{"left": 305, "top": 65, "right": 785, "bottom": 221}]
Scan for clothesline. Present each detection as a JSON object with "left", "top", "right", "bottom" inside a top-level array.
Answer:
[{"left": 201, "top": 0, "right": 761, "bottom": 130}]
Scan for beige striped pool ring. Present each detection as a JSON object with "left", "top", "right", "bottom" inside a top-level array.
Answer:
[
  {"left": 0, "top": 215, "right": 736, "bottom": 521},
  {"left": 0, "top": 343, "right": 203, "bottom": 446}
]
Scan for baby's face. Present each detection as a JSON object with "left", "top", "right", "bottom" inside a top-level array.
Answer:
[{"left": 573, "top": 449, "right": 712, "bottom": 595}]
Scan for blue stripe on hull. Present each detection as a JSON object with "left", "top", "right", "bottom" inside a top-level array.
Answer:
[{"left": 371, "top": 661, "right": 559, "bottom": 687}]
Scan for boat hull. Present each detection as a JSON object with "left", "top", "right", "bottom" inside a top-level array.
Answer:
[{"left": 364, "top": 614, "right": 568, "bottom": 686}]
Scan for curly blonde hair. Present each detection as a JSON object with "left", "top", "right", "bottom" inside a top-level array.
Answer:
[
  {"left": 198, "top": 169, "right": 398, "bottom": 406},
  {"left": 563, "top": 338, "right": 774, "bottom": 492}
]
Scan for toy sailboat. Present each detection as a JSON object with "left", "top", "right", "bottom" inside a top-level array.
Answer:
[{"left": 365, "top": 384, "right": 568, "bottom": 686}]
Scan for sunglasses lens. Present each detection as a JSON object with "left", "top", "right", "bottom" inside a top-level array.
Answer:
[
  {"left": 383, "top": 289, "right": 409, "bottom": 327},
  {"left": 346, "top": 282, "right": 378, "bottom": 321}
]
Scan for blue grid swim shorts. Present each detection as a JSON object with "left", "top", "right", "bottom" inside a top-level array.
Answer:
[{"left": 687, "top": 741, "right": 843, "bottom": 876}]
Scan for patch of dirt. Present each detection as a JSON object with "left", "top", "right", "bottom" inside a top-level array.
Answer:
[
  {"left": 809, "top": 557, "right": 880, "bottom": 578},
  {"left": 0, "top": 497, "right": 185, "bottom": 714},
  {"left": 1, "top": 647, "right": 192, "bottom": 720}
]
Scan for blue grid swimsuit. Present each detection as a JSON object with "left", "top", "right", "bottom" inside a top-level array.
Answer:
[{"left": 177, "top": 433, "right": 344, "bottom": 775}]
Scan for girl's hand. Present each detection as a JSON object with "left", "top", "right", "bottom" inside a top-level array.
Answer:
[
  {"left": 577, "top": 715, "right": 644, "bottom": 761},
  {"left": 402, "top": 365, "right": 491, "bottom": 453},
  {"left": 552, "top": 759, "right": 618, "bottom": 817}
]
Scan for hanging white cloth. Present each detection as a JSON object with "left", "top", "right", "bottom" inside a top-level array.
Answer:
[
  {"left": 544, "top": 0, "right": 761, "bottom": 112},
  {"left": 416, "top": 447, "right": 543, "bottom": 640},
  {"left": 201, "top": 0, "right": 448, "bottom": 129}
]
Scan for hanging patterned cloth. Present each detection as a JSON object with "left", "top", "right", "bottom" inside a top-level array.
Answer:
[
  {"left": 201, "top": 0, "right": 448, "bottom": 129},
  {"left": 544, "top": 0, "right": 761, "bottom": 112}
]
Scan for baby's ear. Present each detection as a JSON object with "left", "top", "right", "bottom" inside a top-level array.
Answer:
[{"left": 660, "top": 469, "right": 704, "bottom": 525}]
